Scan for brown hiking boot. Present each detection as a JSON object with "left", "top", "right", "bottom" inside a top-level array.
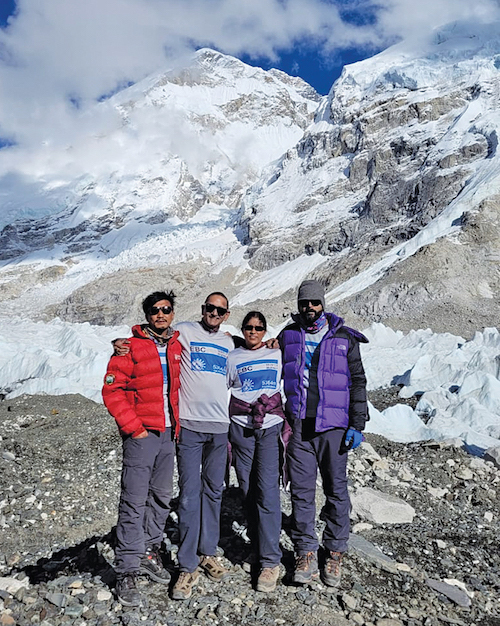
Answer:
[
  {"left": 199, "top": 555, "right": 230, "bottom": 581},
  {"left": 321, "top": 551, "right": 342, "bottom": 587},
  {"left": 293, "top": 551, "right": 319, "bottom": 584},
  {"left": 171, "top": 569, "right": 200, "bottom": 600},
  {"left": 256, "top": 565, "right": 280, "bottom": 592}
]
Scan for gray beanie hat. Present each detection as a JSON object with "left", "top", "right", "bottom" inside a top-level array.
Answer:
[{"left": 297, "top": 279, "right": 325, "bottom": 308}]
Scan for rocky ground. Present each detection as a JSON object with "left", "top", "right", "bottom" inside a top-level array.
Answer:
[{"left": 0, "top": 393, "right": 499, "bottom": 626}]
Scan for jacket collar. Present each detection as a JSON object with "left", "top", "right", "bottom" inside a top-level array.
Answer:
[{"left": 132, "top": 324, "right": 178, "bottom": 342}]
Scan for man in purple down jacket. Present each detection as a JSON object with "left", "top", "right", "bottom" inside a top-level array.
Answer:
[{"left": 278, "top": 279, "right": 368, "bottom": 588}]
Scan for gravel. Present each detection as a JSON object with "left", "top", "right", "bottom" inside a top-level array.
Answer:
[{"left": 0, "top": 393, "right": 499, "bottom": 626}]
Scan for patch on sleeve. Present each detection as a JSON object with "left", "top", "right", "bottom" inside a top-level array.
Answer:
[{"left": 104, "top": 373, "right": 115, "bottom": 385}]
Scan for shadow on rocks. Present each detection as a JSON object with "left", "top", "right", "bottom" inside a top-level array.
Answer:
[
  {"left": 17, "top": 529, "right": 117, "bottom": 587},
  {"left": 219, "top": 486, "right": 296, "bottom": 586}
]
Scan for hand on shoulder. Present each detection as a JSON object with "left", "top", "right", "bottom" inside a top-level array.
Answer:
[
  {"left": 265, "top": 338, "right": 279, "bottom": 349},
  {"left": 113, "top": 338, "right": 131, "bottom": 356}
]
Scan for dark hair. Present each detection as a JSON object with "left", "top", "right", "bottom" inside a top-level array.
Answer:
[
  {"left": 205, "top": 291, "right": 229, "bottom": 308},
  {"left": 142, "top": 291, "right": 176, "bottom": 316},
  {"left": 241, "top": 310, "right": 267, "bottom": 331}
]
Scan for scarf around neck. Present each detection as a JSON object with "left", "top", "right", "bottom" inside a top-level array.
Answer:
[
  {"left": 144, "top": 325, "right": 174, "bottom": 345},
  {"left": 301, "top": 312, "right": 328, "bottom": 334}
]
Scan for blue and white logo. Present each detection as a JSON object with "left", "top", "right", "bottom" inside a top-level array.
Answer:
[
  {"left": 237, "top": 359, "right": 278, "bottom": 392},
  {"left": 242, "top": 379, "right": 255, "bottom": 392},
  {"left": 190, "top": 342, "right": 229, "bottom": 375}
]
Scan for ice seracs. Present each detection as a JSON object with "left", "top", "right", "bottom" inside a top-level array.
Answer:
[{"left": 1, "top": 318, "right": 500, "bottom": 453}]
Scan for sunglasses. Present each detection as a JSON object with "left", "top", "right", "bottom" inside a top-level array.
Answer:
[
  {"left": 204, "top": 303, "right": 228, "bottom": 316},
  {"left": 243, "top": 324, "right": 265, "bottom": 332},
  {"left": 298, "top": 299, "right": 322, "bottom": 307},
  {"left": 149, "top": 305, "right": 173, "bottom": 315}
]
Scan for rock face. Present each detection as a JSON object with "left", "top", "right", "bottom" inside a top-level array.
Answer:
[
  {"left": 333, "top": 193, "right": 500, "bottom": 337},
  {"left": 243, "top": 24, "right": 500, "bottom": 272},
  {"left": 237, "top": 22, "right": 500, "bottom": 334},
  {"left": 0, "top": 395, "right": 499, "bottom": 626}
]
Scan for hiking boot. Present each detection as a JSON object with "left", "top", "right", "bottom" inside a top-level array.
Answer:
[
  {"left": 171, "top": 569, "right": 200, "bottom": 600},
  {"left": 293, "top": 551, "right": 319, "bottom": 584},
  {"left": 322, "top": 551, "right": 342, "bottom": 587},
  {"left": 199, "top": 555, "right": 230, "bottom": 581},
  {"left": 256, "top": 565, "right": 280, "bottom": 592},
  {"left": 139, "top": 545, "right": 171, "bottom": 584},
  {"left": 116, "top": 572, "right": 142, "bottom": 607}
]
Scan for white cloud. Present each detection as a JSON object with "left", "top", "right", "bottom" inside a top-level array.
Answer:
[
  {"left": 0, "top": 0, "right": 499, "bottom": 152},
  {"left": 374, "top": 0, "right": 500, "bottom": 42}
]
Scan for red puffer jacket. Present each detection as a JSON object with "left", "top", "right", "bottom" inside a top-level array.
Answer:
[{"left": 102, "top": 325, "right": 182, "bottom": 438}]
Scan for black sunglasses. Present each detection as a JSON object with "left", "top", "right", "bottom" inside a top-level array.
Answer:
[
  {"left": 298, "top": 299, "right": 322, "bottom": 307},
  {"left": 204, "top": 303, "right": 228, "bottom": 316},
  {"left": 149, "top": 305, "right": 173, "bottom": 315},
  {"left": 243, "top": 324, "right": 265, "bottom": 332}
]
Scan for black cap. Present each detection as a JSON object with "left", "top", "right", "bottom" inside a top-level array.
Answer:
[{"left": 297, "top": 280, "right": 325, "bottom": 308}]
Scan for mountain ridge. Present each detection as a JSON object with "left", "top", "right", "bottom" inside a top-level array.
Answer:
[{"left": 1, "top": 21, "right": 500, "bottom": 337}]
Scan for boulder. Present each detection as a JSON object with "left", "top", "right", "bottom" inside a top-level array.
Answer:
[
  {"left": 425, "top": 578, "right": 472, "bottom": 608},
  {"left": 351, "top": 487, "right": 415, "bottom": 524},
  {"left": 484, "top": 445, "right": 500, "bottom": 468}
]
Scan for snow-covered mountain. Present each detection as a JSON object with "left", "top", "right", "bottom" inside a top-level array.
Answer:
[
  {"left": 0, "top": 48, "right": 319, "bottom": 323},
  {"left": 240, "top": 21, "right": 500, "bottom": 335},
  {"left": 1, "top": 21, "right": 500, "bottom": 336}
]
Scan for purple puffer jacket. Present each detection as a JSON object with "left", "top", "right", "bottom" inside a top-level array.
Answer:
[{"left": 278, "top": 312, "right": 369, "bottom": 433}]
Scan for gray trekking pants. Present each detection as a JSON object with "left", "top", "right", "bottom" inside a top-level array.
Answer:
[{"left": 115, "top": 428, "right": 175, "bottom": 574}]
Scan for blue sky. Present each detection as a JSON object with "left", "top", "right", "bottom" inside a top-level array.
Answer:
[
  {"left": 239, "top": 45, "right": 379, "bottom": 95},
  {"left": 0, "top": 0, "right": 15, "bottom": 22}
]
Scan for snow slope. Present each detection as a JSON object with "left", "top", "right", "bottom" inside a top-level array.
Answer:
[
  {"left": 0, "top": 48, "right": 320, "bottom": 317},
  {"left": 2, "top": 22, "right": 500, "bottom": 325},
  {"left": 242, "top": 20, "right": 500, "bottom": 300}
]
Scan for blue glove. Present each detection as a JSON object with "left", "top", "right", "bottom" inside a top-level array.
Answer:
[{"left": 344, "top": 428, "right": 363, "bottom": 450}]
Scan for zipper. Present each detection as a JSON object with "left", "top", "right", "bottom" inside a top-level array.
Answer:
[{"left": 297, "top": 329, "right": 306, "bottom": 418}]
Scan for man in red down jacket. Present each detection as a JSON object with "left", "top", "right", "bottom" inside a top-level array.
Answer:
[{"left": 102, "top": 290, "right": 181, "bottom": 607}]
